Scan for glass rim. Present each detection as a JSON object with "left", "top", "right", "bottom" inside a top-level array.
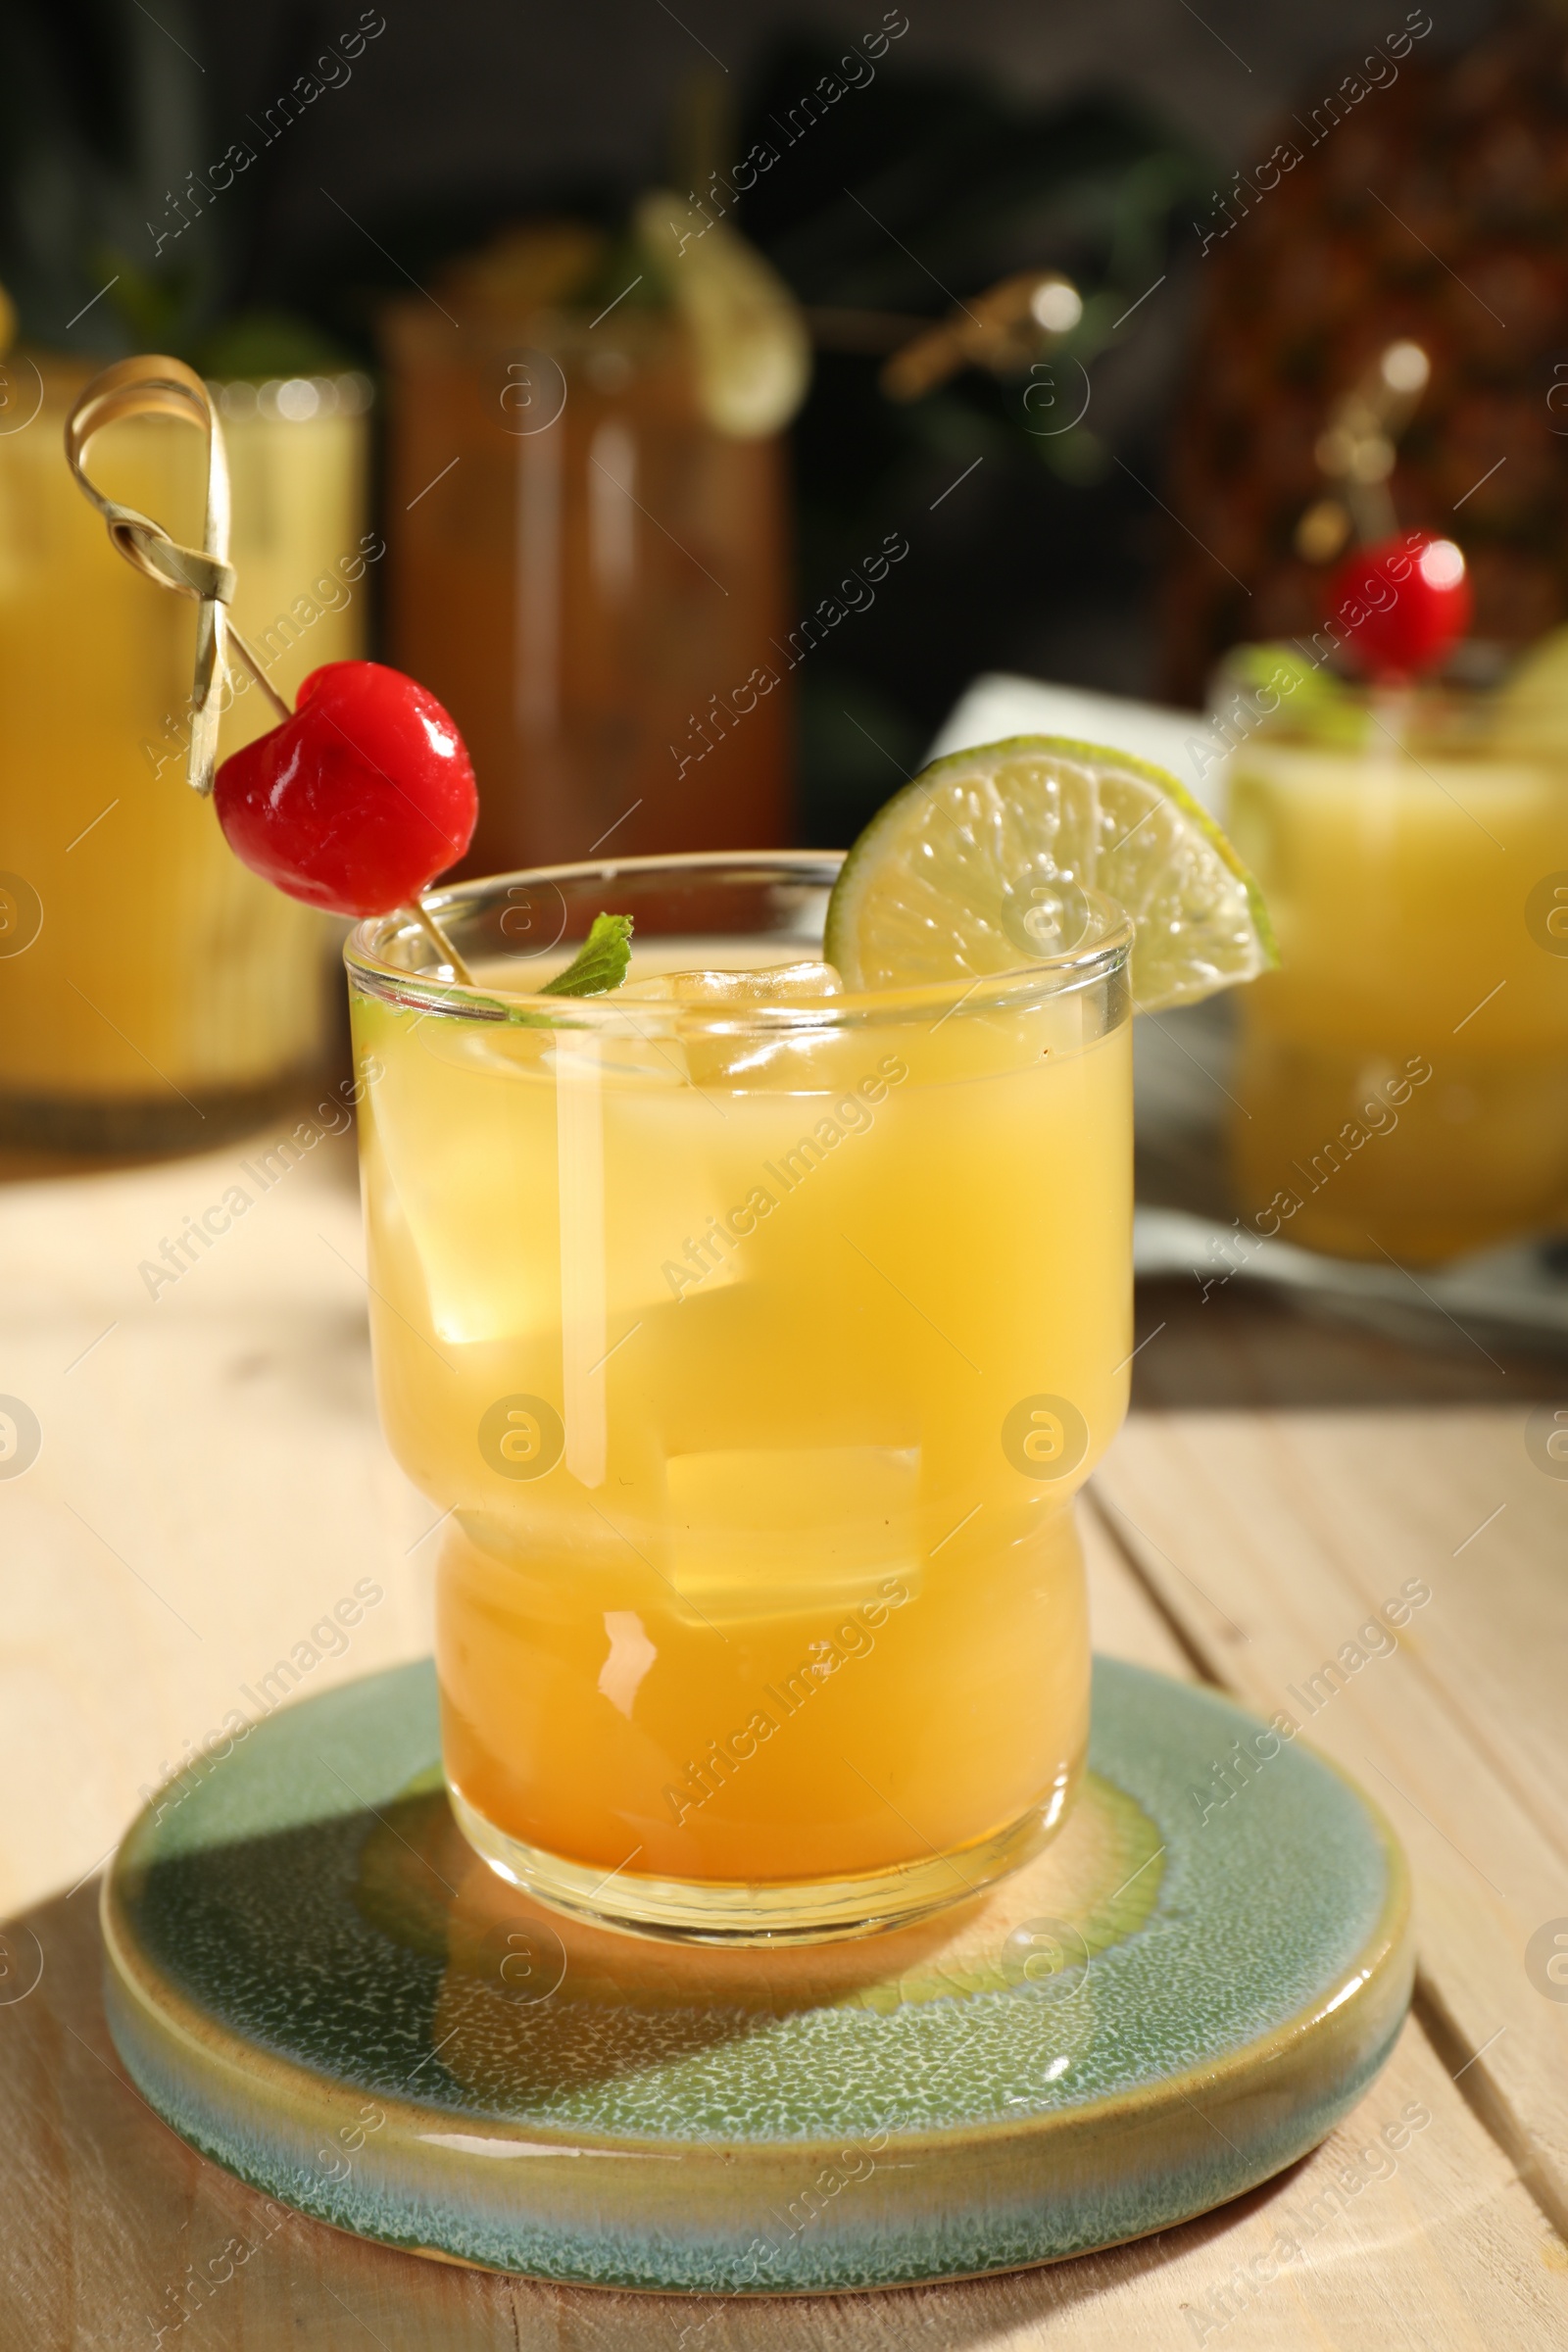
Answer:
[
  {"left": 22, "top": 354, "right": 374, "bottom": 409},
  {"left": 381, "top": 297, "right": 682, "bottom": 351},
  {"left": 344, "top": 850, "right": 1134, "bottom": 1033}
]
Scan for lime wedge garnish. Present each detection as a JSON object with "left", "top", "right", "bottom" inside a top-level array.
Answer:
[
  {"left": 635, "top": 192, "right": 810, "bottom": 439},
  {"left": 824, "top": 734, "right": 1275, "bottom": 1011}
]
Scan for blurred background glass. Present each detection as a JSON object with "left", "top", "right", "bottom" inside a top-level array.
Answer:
[
  {"left": 1224, "top": 664, "right": 1568, "bottom": 1261},
  {"left": 0, "top": 360, "right": 369, "bottom": 1152},
  {"left": 382, "top": 219, "right": 797, "bottom": 872}
]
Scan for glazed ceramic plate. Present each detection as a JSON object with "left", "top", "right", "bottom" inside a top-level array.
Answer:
[{"left": 102, "top": 1657, "right": 1410, "bottom": 2292}]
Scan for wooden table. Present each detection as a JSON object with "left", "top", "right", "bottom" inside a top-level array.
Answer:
[{"left": 3, "top": 1112, "right": 1566, "bottom": 2347}]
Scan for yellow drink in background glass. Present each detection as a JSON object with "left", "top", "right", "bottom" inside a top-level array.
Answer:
[
  {"left": 348, "top": 857, "right": 1132, "bottom": 1942},
  {"left": 1227, "top": 696, "right": 1568, "bottom": 1262},
  {"left": 0, "top": 360, "right": 372, "bottom": 1152}
]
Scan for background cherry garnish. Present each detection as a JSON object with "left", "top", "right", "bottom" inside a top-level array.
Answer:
[
  {"left": 1326, "top": 530, "right": 1472, "bottom": 682},
  {"left": 214, "top": 661, "right": 478, "bottom": 918}
]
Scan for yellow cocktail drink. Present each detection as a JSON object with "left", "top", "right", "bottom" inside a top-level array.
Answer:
[
  {"left": 349, "top": 856, "right": 1132, "bottom": 1940},
  {"left": 0, "top": 361, "right": 371, "bottom": 1150},
  {"left": 1228, "top": 700, "right": 1568, "bottom": 1261}
]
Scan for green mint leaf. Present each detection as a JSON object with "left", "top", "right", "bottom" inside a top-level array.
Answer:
[{"left": 537, "top": 911, "right": 634, "bottom": 999}]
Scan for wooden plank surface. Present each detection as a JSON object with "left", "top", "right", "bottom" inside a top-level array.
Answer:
[
  {"left": 0, "top": 1120, "right": 432, "bottom": 1919},
  {"left": 1094, "top": 1283, "right": 1568, "bottom": 2232},
  {"left": 2, "top": 1123, "right": 1566, "bottom": 2346}
]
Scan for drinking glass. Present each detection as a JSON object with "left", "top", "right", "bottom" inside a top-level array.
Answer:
[
  {"left": 1227, "top": 686, "right": 1568, "bottom": 1261},
  {"left": 0, "top": 358, "right": 371, "bottom": 1153},
  {"left": 382, "top": 304, "right": 791, "bottom": 875},
  {"left": 347, "top": 856, "right": 1133, "bottom": 1941}
]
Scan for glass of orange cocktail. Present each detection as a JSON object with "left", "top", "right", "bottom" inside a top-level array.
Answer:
[
  {"left": 1227, "top": 682, "right": 1568, "bottom": 1261},
  {"left": 0, "top": 361, "right": 372, "bottom": 1152},
  {"left": 347, "top": 854, "right": 1133, "bottom": 1942}
]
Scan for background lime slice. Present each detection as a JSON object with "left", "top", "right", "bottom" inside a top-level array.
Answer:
[
  {"left": 635, "top": 192, "right": 810, "bottom": 439},
  {"left": 824, "top": 733, "right": 1276, "bottom": 1011}
]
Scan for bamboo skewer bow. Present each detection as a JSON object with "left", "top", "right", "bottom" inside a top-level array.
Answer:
[
  {"left": 65, "top": 356, "right": 288, "bottom": 796},
  {"left": 881, "top": 271, "right": 1084, "bottom": 402},
  {"left": 1297, "top": 339, "right": 1431, "bottom": 562},
  {"left": 64, "top": 355, "right": 472, "bottom": 984}
]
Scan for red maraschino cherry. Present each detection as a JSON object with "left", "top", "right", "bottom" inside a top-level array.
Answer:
[
  {"left": 214, "top": 661, "right": 477, "bottom": 917},
  {"left": 1326, "top": 530, "right": 1472, "bottom": 682}
]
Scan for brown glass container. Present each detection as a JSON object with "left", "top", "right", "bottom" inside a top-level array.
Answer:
[{"left": 383, "top": 302, "right": 792, "bottom": 873}]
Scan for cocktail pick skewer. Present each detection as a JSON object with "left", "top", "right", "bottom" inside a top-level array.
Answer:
[
  {"left": 64, "top": 356, "right": 474, "bottom": 984},
  {"left": 65, "top": 356, "right": 276, "bottom": 788},
  {"left": 1294, "top": 338, "right": 1472, "bottom": 698},
  {"left": 405, "top": 899, "right": 472, "bottom": 982},
  {"left": 1298, "top": 339, "right": 1432, "bottom": 565}
]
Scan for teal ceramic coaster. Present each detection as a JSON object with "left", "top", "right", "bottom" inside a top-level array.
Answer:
[{"left": 102, "top": 1658, "right": 1410, "bottom": 2292}]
